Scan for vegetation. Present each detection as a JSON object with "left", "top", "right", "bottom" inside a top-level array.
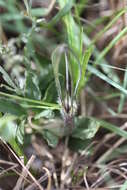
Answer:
[{"left": 0, "top": 0, "right": 127, "bottom": 189}]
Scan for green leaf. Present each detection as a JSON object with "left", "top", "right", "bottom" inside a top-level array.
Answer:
[
  {"left": 95, "top": 118, "right": 127, "bottom": 139},
  {"left": 42, "top": 120, "right": 67, "bottom": 138},
  {"left": 68, "top": 116, "right": 100, "bottom": 151},
  {"left": 0, "top": 91, "right": 60, "bottom": 110},
  {"left": 35, "top": 110, "right": 54, "bottom": 120},
  {"left": 71, "top": 116, "right": 127, "bottom": 148},
  {"left": 0, "top": 65, "right": 17, "bottom": 89},
  {"left": 95, "top": 26, "right": 127, "bottom": 64},
  {"left": 82, "top": 10, "right": 124, "bottom": 84},
  {"left": 43, "top": 130, "right": 59, "bottom": 148},
  {"left": 72, "top": 117, "right": 100, "bottom": 140},
  {"left": 24, "top": 71, "right": 41, "bottom": 100},
  {"left": 86, "top": 117, "right": 127, "bottom": 139},
  {"left": 52, "top": 44, "right": 81, "bottom": 102},
  {"left": 118, "top": 66, "right": 127, "bottom": 113},
  {"left": 93, "top": 9, "right": 126, "bottom": 44},
  {"left": 87, "top": 65, "right": 127, "bottom": 96},
  {"left": 69, "top": 138, "right": 91, "bottom": 151},
  {"left": 43, "top": 81, "right": 58, "bottom": 103},
  {"left": 16, "top": 119, "right": 25, "bottom": 145},
  {"left": 51, "top": 44, "right": 66, "bottom": 102},
  {"left": 30, "top": 8, "right": 48, "bottom": 17},
  {"left": 70, "top": 116, "right": 127, "bottom": 152},
  {"left": 76, "top": 0, "right": 88, "bottom": 15},
  {"left": 0, "top": 98, "right": 26, "bottom": 116},
  {"left": 0, "top": 115, "right": 22, "bottom": 156},
  {"left": 58, "top": 0, "right": 82, "bottom": 85},
  {"left": 0, "top": 115, "right": 17, "bottom": 142},
  {"left": 0, "top": 14, "right": 24, "bottom": 21},
  {"left": 79, "top": 46, "right": 93, "bottom": 90}
]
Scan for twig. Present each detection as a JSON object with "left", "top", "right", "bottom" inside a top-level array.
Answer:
[
  {"left": 25, "top": 172, "right": 49, "bottom": 190},
  {"left": 84, "top": 173, "right": 90, "bottom": 190},
  {"left": 13, "top": 155, "right": 35, "bottom": 190},
  {"left": 97, "top": 122, "right": 127, "bottom": 164},
  {"left": 43, "top": 167, "right": 52, "bottom": 190},
  {"left": 46, "top": 0, "right": 56, "bottom": 16},
  {"left": 2, "top": 142, "right": 44, "bottom": 190},
  {"left": 0, "top": 160, "right": 18, "bottom": 166},
  {"left": 0, "top": 164, "right": 18, "bottom": 177},
  {"left": 89, "top": 122, "right": 127, "bottom": 173}
]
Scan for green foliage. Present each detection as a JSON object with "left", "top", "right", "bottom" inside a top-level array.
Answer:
[
  {"left": 35, "top": 110, "right": 54, "bottom": 120},
  {"left": 72, "top": 117, "right": 100, "bottom": 140},
  {"left": 69, "top": 138, "right": 90, "bottom": 151},
  {"left": 0, "top": 98, "right": 26, "bottom": 116},
  {"left": 87, "top": 65, "right": 127, "bottom": 95},
  {"left": 38, "top": 114, "right": 127, "bottom": 151},
  {"left": 0, "top": 65, "right": 19, "bottom": 92},
  {"left": 24, "top": 71, "right": 41, "bottom": 100},
  {"left": 43, "top": 130, "right": 59, "bottom": 147},
  {"left": 51, "top": 44, "right": 81, "bottom": 101},
  {"left": 118, "top": 66, "right": 127, "bottom": 113},
  {"left": 0, "top": 115, "right": 23, "bottom": 156},
  {"left": 0, "top": 115, "right": 17, "bottom": 142},
  {"left": 0, "top": 0, "right": 127, "bottom": 163},
  {"left": 95, "top": 26, "right": 127, "bottom": 64},
  {"left": 79, "top": 45, "right": 93, "bottom": 90},
  {"left": 40, "top": 117, "right": 100, "bottom": 150}
]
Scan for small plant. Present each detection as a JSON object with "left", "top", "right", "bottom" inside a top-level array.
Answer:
[
  {"left": 52, "top": 44, "right": 81, "bottom": 131},
  {"left": 1, "top": 0, "right": 127, "bottom": 189}
]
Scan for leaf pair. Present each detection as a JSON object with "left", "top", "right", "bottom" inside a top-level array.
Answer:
[{"left": 42, "top": 116, "right": 127, "bottom": 151}]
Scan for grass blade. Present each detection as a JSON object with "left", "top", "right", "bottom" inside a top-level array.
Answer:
[
  {"left": 79, "top": 45, "right": 93, "bottom": 90},
  {"left": 87, "top": 65, "right": 127, "bottom": 95},
  {"left": 96, "top": 26, "right": 127, "bottom": 64},
  {"left": 118, "top": 67, "right": 127, "bottom": 113},
  {"left": 0, "top": 92, "right": 60, "bottom": 110},
  {"left": 93, "top": 117, "right": 127, "bottom": 139},
  {"left": 0, "top": 65, "right": 18, "bottom": 90}
]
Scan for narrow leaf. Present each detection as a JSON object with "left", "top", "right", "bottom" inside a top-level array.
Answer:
[
  {"left": 79, "top": 46, "right": 93, "bottom": 90},
  {"left": 0, "top": 65, "right": 17, "bottom": 89},
  {"left": 24, "top": 71, "right": 41, "bottom": 100},
  {"left": 87, "top": 65, "right": 127, "bottom": 95},
  {"left": 48, "top": 0, "right": 73, "bottom": 26},
  {"left": 0, "top": 98, "right": 26, "bottom": 116},
  {"left": 118, "top": 67, "right": 127, "bottom": 113},
  {"left": 93, "top": 117, "right": 127, "bottom": 139},
  {"left": 96, "top": 26, "right": 127, "bottom": 64}
]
